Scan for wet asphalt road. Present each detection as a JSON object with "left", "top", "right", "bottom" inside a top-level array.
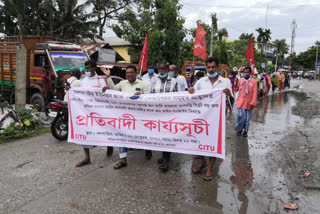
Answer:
[{"left": 0, "top": 79, "right": 320, "bottom": 214}]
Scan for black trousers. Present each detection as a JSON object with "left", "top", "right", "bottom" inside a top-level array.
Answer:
[{"left": 272, "top": 84, "right": 277, "bottom": 92}]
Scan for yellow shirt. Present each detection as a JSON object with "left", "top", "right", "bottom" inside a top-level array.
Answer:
[{"left": 107, "top": 78, "right": 150, "bottom": 94}]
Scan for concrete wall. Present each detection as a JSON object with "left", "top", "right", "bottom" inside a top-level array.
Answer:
[{"left": 15, "top": 44, "right": 27, "bottom": 112}]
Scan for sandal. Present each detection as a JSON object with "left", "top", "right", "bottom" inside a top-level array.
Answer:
[
  {"left": 242, "top": 132, "right": 248, "bottom": 137},
  {"left": 192, "top": 162, "right": 207, "bottom": 173},
  {"left": 203, "top": 174, "right": 213, "bottom": 181},
  {"left": 114, "top": 161, "right": 127, "bottom": 169},
  {"left": 159, "top": 163, "right": 169, "bottom": 172},
  {"left": 76, "top": 160, "right": 91, "bottom": 167},
  {"left": 236, "top": 131, "right": 242, "bottom": 136}
]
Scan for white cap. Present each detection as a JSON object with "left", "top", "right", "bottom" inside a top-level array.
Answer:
[{"left": 232, "top": 67, "right": 238, "bottom": 72}]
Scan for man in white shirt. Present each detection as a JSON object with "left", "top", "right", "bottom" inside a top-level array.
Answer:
[
  {"left": 188, "top": 56, "right": 233, "bottom": 181},
  {"left": 150, "top": 61, "right": 182, "bottom": 172},
  {"left": 168, "top": 64, "right": 185, "bottom": 91},
  {"left": 102, "top": 65, "right": 152, "bottom": 169},
  {"left": 142, "top": 64, "right": 158, "bottom": 88},
  {"left": 75, "top": 60, "right": 113, "bottom": 167},
  {"left": 177, "top": 70, "right": 188, "bottom": 90}
]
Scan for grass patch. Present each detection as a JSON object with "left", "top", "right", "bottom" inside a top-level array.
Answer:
[{"left": 0, "top": 127, "right": 50, "bottom": 144}]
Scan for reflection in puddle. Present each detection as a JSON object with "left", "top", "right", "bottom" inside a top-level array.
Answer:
[
  {"left": 176, "top": 90, "right": 308, "bottom": 214},
  {"left": 230, "top": 137, "right": 252, "bottom": 214}
]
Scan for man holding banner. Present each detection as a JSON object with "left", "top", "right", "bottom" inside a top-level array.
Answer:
[
  {"left": 188, "top": 56, "right": 233, "bottom": 181},
  {"left": 102, "top": 65, "right": 151, "bottom": 169},
  {"left": 75, "top": 60, "right": 113, "bottom": 167},
  {"left": 151, "top": 61, "right": 181, "bottom": 172}
]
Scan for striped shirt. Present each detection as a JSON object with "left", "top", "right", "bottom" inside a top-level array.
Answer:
[{"left": 150, "top": 76, "right": 181, "bottom": 93}]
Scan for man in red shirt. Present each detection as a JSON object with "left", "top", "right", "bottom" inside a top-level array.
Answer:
[
  {"left": 42, "top": 66, "right": 53, "bottom": 105},
  {"left": 234, "top": 67, "right": 257, "bottom": 137}
]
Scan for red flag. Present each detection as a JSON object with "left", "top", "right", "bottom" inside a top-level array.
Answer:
[
  {"left": 245, "top": 38, "right": 255, "bottom": 74},
  {"left": 139, "top": 34, "right": 148, "bottom": 73},
  {"left": 193, "top": 24, "right": 207, "bottom": 60}
]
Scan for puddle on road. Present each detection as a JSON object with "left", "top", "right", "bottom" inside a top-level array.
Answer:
[{"left": 176, "top": 90, "right": 310, "bottom": 214}]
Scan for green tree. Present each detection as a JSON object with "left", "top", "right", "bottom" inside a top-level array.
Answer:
[
  {"left": 0, "top": 0, "right": 99, "bottom": 41},
  {"left": 256, "top": 27, "right": 272, "bottom": 54},
  {"left": 227, "top": 39, "right": 251, "bottom": 67},
  {"left": 239, "top": 33, "right": 254, "bottom": 41},
  {"left": 292, "top": 46, "right": 318, "bottom": 70},
  {"left": 273, "top": 39, "right": 289, "bottom": 66},
  {"left": 89, "top": 0, "right": 133, "bottom": 37},
  {"left": 53, "top": 0, "right": 98, "bottom": 40},
  {"left": 212, "top": 40, "right": 228, "bottom": 64},
  {"left": 0, "top": 0, "right": 43, "bottom": 36},
  {"left": 112, "top": 0, "right": 185, "bottom": 65},
  {"left": 217, "top": 28, "right": 228, "bottom": 41}
]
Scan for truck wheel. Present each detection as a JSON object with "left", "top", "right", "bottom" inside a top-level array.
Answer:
[{"left": 30, "top": 93, "right": 45, "bottom": 111}]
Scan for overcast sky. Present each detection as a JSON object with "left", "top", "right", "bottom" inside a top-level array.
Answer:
[{"left": 104, "top": 0, "right": 320, "bottom": 53}]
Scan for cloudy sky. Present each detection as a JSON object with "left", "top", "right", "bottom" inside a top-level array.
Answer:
[{"left": 104, "top": 0, "right": 320, "bottom": 53}]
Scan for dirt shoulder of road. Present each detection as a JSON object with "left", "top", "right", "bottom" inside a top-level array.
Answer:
[{"left": 278, "top": 80, "right": 320, "bottom": 211}]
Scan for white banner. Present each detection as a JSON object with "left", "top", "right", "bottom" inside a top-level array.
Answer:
[{"left": 68, "top": 88, "right": 226, "bottom": 159}]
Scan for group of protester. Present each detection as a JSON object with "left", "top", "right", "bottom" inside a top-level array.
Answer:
[
  {"left": 63, "top": 57, "right": 259, "bottom": 181},
  {"left": 252, "top": 70, "right": 291, "bottom": 98}
]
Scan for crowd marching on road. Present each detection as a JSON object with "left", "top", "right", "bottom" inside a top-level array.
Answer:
[{"left": 63, "top": 56, "right": 294, "bottom": 182}]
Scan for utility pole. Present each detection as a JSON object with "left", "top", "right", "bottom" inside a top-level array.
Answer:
[
  {"left": 316, "top": 45, "right": 319, "bottom": 72},
  {"left": 210, "top": 22, "right": 214, "bottom": 56},
  {"left": 291, "top": 19, "right": 297, "bottom": 55},
  {"left": 265, "top": 4, "right": 269, "bottom": 28},
  {"left": 289, "top": 19, "right": 297, "bottom": 72}
]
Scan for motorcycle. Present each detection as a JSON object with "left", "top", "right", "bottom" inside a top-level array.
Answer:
[{"left": 50, "top": 99, "right": 68, "bottom": 141}]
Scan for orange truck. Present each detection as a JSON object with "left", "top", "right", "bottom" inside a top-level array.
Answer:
[{"left": 0, "top": 36, "right": 88, "bottom": 109}]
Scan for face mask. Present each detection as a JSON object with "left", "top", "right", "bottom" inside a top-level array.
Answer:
[
  {"left": 159, "top": 73, "right": 168, "bottom": 79},
  {"left": 240, "top": 73, "right": 244, "bottom": 77},
  {"left": 228, "top": 75, "right": 233, "bottom": 78},
  {"left": 147, "top": 69, "right": 154, "bottom": 74},
  {"left": 244, "top": 73, "right": 250, "bottom": 79},
  {"left": 207, "top": 72, "right": 218, "bottom": 78},
  {"left": 253, "top": 75, "right": 257, "bottom": 78},
  {"left": 136, "top": 74, "right": 140, "bottom": 79},
  {"left": 168, "top": 72, "right": 178, "bottom": 78},
  {"left": 85, "top": 71, "right": 92, "bottom": 77}
]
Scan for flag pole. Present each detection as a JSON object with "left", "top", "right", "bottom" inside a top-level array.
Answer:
[
  {"left": 239, "top": 57, "right": 246, "bottom": 70},
  {"left": 238, "top": 56, "right": 246, "bottom": 76},
  {"left": 139, "top": 55, "right": 144, "bottom": 78}
]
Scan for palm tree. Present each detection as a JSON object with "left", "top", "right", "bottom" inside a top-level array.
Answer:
[
  {"left": 256, "top": 27, "right": 265, "bottom": 53},
  {"left": 239, "top": 33, "right": 254, "bottom": 41},
  {"left": 274, "top": 39, "right": 289, "bottom": 67},
  {"left": 256, "top": 28, "right": 272, "bottom": 54},
  {"left": 217, "top": 28, "right": 228, "bottom": 41}
]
